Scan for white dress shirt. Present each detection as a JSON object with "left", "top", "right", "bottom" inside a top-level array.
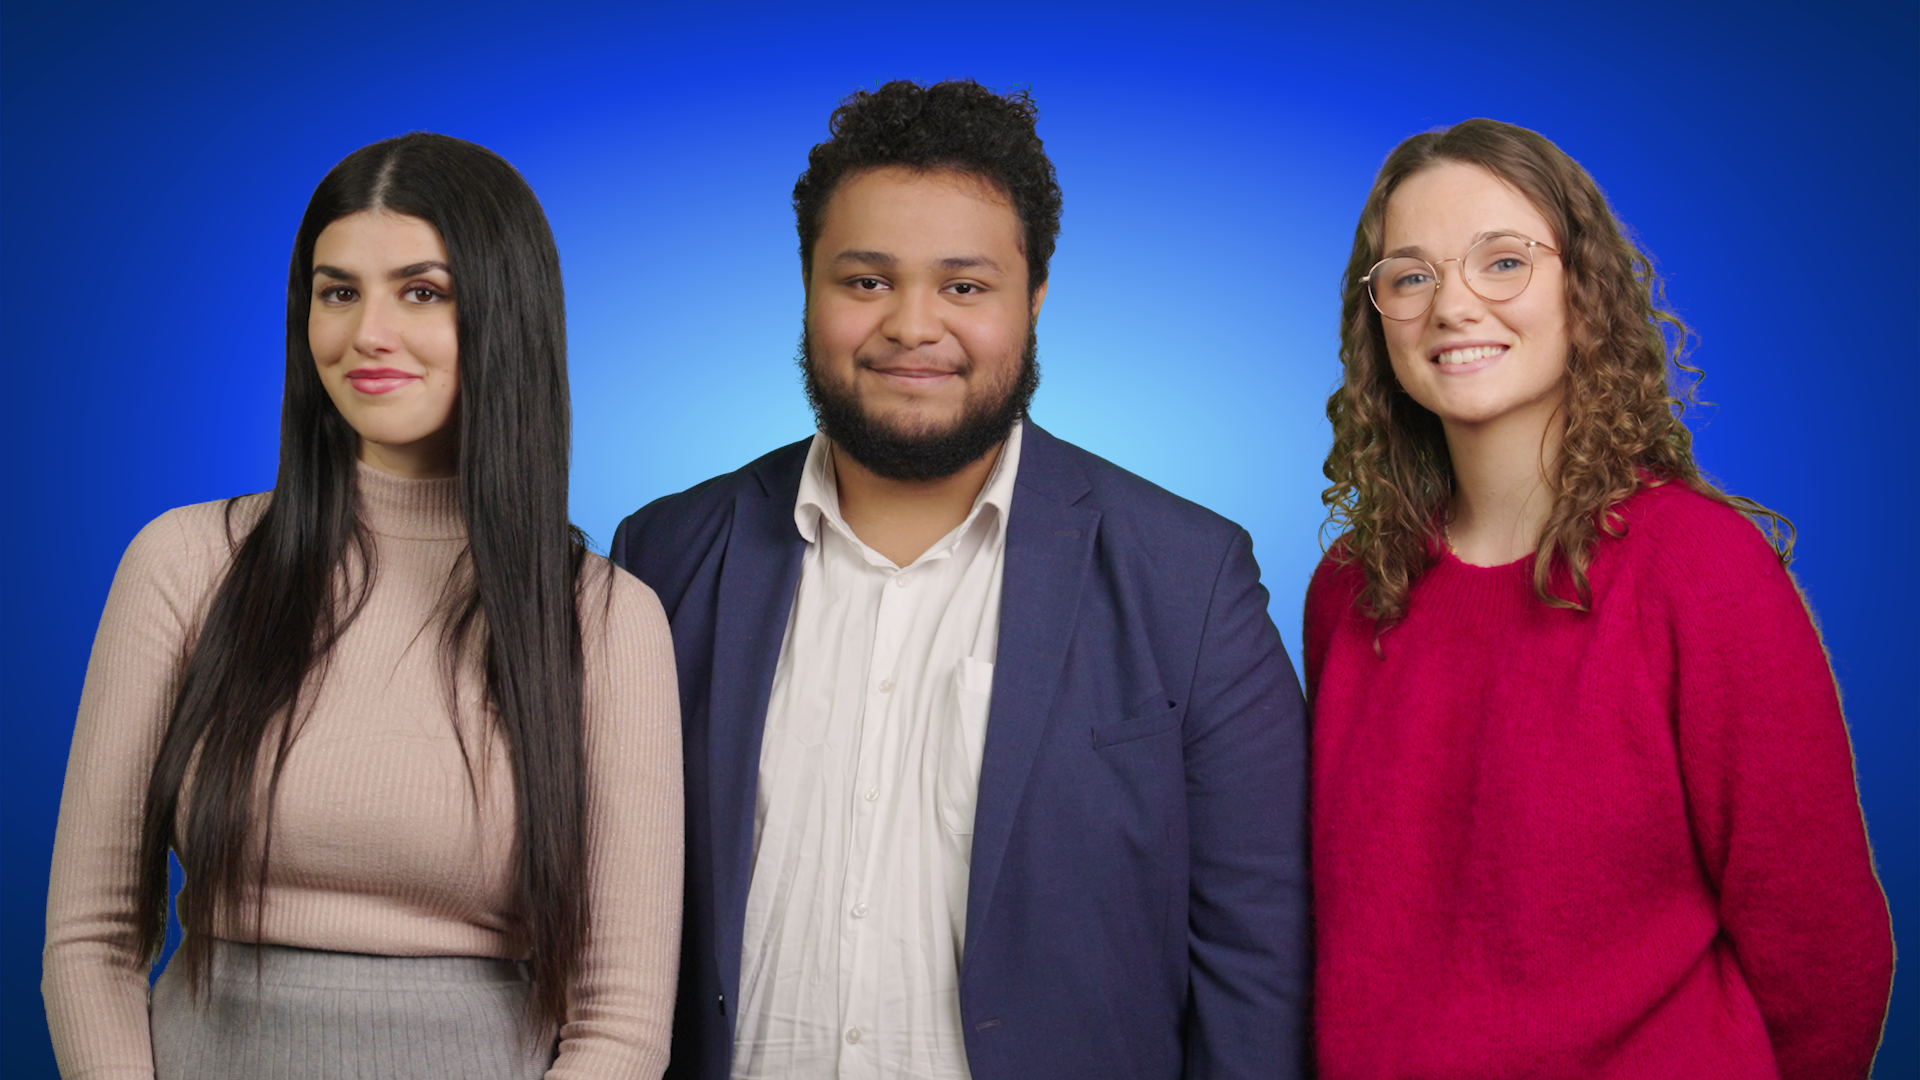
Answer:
[{"left": 730, "top": 422, "right": 1024, "bottom": 1080}]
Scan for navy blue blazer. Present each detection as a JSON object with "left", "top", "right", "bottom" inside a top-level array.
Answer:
[{"left": 611, "top": 422, "right": 1309, "bottom": 1079}]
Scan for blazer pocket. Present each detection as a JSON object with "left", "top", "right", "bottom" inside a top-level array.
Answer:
[{"left": 1091, "top": 700, "right": 1184, "bottom": 749}]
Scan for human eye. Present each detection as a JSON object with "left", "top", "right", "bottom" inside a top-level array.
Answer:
[
  {"left": 1390, "top": 269, "right": 1432, "bottom": 292},
  {"left": 848, "top": 276, "right": 888, "bottom": 292},
  {"left": 316, "top": 284, "right": 357, "bottom": 305},
  {"left": 1373, "top": 256, "right": 1433, "bottom": 295},
  {"left": 404, "top": 283, "right": 450, "bottom": 304},
  {"left": 946, "top": 281, "right": 986, "bottom": 296},
  {"left": 1472, "top": 238, "right": 1532, "bottom": 278}
]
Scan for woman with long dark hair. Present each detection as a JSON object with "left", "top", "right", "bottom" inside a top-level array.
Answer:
[
  {"left": 43, "top": 133, "right": 682, "bottom": 1078},
  {"left": 1306, "top": 119, "right": 1892, "bottom": 1078}
]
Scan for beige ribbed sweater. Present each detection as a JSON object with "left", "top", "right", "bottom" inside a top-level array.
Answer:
[{"left": 42, "top": 464, "right": 684, "bottom": 1079}]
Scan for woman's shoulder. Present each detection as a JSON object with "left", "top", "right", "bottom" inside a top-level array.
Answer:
[
  {"left": 1607, "top": 481, "right": 1805, "bottom": 631},
  {"left": 97, "top": 493, "right": 270, "bottom": 635},
  {"left": 1612, "top": 480, "right": 1787, "bottom": 581},
  {"left": 576, "top": 550, "right": 671, "bottom": 647},
  {"left": 575, "top": 552, "right": 679, "bottom": 730},
  {"left": 1304, "top": 539, "right": 1373, "bottom": 651},
  {"left": 1307, "top": 539, "right": 1368, "bottom": 609},
  {"left": 119, "top": 493, "right": 270, "bottom": 580}
]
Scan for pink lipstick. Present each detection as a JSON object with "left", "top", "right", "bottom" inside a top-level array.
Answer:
[{"left": 346, "top": 367, "right": 419, "bottom": 395}]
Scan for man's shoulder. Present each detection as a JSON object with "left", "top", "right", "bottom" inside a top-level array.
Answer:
[
  {"left": 612, "top": 437, "right": 810, "bottom": 569},
  {"left": 1023, "top": 423, "right": 1247, "bottom": 550}
]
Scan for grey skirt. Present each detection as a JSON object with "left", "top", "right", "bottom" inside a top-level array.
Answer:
[{"left": 150, "top": 941, "right": 555, "bottom": 1080}]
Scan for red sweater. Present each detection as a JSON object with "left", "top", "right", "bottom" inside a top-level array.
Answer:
[{"left": 1304, "top": 482, "right": 1892, "bottom": 1079}]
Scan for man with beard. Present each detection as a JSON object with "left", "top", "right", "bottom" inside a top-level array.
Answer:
[{"left": 612, "top": 80, "right": 1307, "bottom": 1080}]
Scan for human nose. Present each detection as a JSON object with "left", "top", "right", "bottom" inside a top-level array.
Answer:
[
  {"left": 879, "top": 285, "right": 945, "bottom": 350},
  {"left": 1430, "top": 258, "right": 1485, "bottom": 325},
  {"left": 351, "top": 296, "right": 402, "bottom": 356}
]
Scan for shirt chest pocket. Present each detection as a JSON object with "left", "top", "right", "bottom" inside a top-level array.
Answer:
[{"left": 936, "top": 656, "right": 995, "bottom": 836}]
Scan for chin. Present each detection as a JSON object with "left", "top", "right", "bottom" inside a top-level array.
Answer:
[
  {"left": 863, "top": 401, "right": 970, "bottom": 439},
  {"left": 1433, "top": 392, "right": 1558, "bottom": 429}
]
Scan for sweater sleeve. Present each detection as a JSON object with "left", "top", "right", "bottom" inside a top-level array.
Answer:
[
  {"left": 550, "top": 559, "right": 684, "bottom": 1079},
  {"left": 44, "top": 508, "right": 212, "bottom": 1080},
  {"left": 1651, "top": 498, "right": 1892, "bottom": 1080}
]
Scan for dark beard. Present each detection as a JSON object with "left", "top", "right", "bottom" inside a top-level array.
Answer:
[{"left": 800, "top": 328, "right": 1039, "bottom": 482}]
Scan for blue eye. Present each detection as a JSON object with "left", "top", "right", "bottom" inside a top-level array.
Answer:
[{"left": 1391, "top": 271, "right": 1433, "bottom": 291}]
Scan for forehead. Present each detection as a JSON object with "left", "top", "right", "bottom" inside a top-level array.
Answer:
[
  {"left": 313, "top": 210, "right": 446, "bottom": 263},
  {"left": 1381, "top": 161, "right": 1557, "bottom": 252},
  {"left": 815, "top": 166, "right": 1024, "bottom": 261}
]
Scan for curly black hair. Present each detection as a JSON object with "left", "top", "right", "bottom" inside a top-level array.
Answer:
[{"left": 793, "top": 79, "right": 1063, "bottom": 295}]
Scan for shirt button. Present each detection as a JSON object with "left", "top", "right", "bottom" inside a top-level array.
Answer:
[
  {"left": 851, "top": 902, "right": 869, "bottom": 918},
  {"left": 845, "top": 1027, "right": 863, "bottom": 1045},
  {"left": 863, "top": 786, "right": 879, "bottom": 802},
  {"left": 894, "top": 575, "right": 911, "bottom": 588},
  {"left": 878, "top": 678, "right": 895, "bottom": 693}
]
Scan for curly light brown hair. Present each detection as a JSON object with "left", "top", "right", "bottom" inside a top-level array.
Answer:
[{"left": 1322, "top": 118, "right": 1791, "bottom": 633}]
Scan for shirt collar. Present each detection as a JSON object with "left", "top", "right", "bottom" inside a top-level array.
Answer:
[{"left": 793, "top": 420, "right": 1025, "bottom": 566}]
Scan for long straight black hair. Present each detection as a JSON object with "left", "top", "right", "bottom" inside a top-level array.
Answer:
[{"left": 135, "top": 132, "right": 589, "bottom": 1029}]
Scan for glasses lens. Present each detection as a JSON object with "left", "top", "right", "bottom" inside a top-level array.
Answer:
[
  {"left": 1369, "top": 257, "right": 1436, "bottom": 320},
  {"left": 1464, "top": 235, "right": 1536, "bottom": 302}
]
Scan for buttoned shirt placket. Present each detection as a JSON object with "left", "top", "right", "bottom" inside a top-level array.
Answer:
[
  {"left": 733, "top": 423, "right": 1020, "bottom": 1080},
  {"left": 825, "top": 531, "right": 958, "bottom": 1079}
]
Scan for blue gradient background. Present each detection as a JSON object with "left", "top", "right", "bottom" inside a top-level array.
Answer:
[{"left": 3, "top": 1, "right": 1912, "bottom": 1072}]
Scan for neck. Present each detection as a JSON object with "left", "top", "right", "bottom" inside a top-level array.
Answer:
[
  {"left": 359, "top": 432, "right": 459, "bottom": 480},
  {"left": 832, "top": 439, "right": 1004, "bottom": 567},
  {"left": 1442, "top": 400, "right": 1564, "bottom": 567}
]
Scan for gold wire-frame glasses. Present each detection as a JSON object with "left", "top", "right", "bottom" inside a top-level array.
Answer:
[{"left": 1360, "top": 233, "right": 1561, "bottom": 321}]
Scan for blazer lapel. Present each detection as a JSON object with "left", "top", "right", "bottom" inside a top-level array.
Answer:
[
  {"left": 708, "top": 449, "right": 808, "bottom": 1003},
  {"left": 965, "top": 423, "right": 1098, "bottom": 946}
]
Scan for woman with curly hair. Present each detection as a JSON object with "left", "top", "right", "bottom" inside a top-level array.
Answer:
[
  {"left": 1305, "top": 119, "right": 1892, "bottom": 1078},
  {"left": 42, "top": 133, "right": 682, "bottom": 1078}
]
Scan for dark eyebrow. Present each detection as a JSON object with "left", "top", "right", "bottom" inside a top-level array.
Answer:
[
  {"left": 312, "top": 261, "right": 451, "bottom": 283},
  {"left": 938, "top": 254, "right": 1003, "bottom": 273},
  {"left": 830, "top": 249, "right": 895, "bottom": 268},
  {"left": 390, "top": 261, "right": 450, "bottom": 280},
  {"left": 827, "top": 250, "right": 1003, "bottom": 274}
]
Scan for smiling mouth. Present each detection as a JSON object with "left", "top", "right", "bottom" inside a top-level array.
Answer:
[
  {"left": 865, "top": 362, "right": 965, "bottom": 384},
  {"left": 1432, "top": 345, "right": 1507, "bottom": 365},
  {"left": 347, "top": 369, "right": 420, "bottom": 395}
]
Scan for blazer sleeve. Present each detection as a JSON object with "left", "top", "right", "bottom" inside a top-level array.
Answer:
[
  {"left": 1652, "top": 503, "right": 1892, "bottom": 1080},
  {"left": 1180, "top": 527, "right": 1311, "bottom": 1079}
]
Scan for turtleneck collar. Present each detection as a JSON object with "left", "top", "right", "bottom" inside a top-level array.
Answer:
[{"left": 355, "top": 460, "right": 465, "bottom": 541}]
